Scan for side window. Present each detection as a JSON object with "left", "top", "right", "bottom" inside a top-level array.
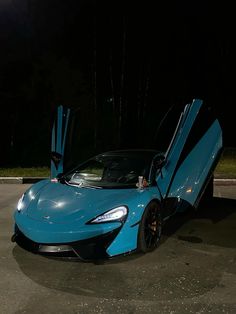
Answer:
[
  {"left": 177, "top": 103, "right": 216, "bottom": 167},
  {"left": 154, "top": 104, "right": 185, "bottom": 153}
]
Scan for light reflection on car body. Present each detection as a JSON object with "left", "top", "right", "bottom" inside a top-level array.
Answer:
[{"left": 12, "top": 99, "right": 223, "bottom": 260}]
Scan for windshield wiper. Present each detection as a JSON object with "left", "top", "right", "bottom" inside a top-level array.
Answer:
[
  {"left": 65, "top": 181, "right": 102, "bottom": 189},
  {"left": 80, "top": 184, "right": 102, "bottom": 189}
]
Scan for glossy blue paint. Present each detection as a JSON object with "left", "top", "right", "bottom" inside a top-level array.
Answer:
[
  {"left": 169, "top": 120, "right": 222, "bottom": 206},
  {"left": 107, "top": 224, "right": 139, "bottom": 256},
  {"left": 14, "top": 181, "right": 156, "bottom": 244},
  {"left": 157, "top": 99, "right": 203, "bottom": 197},
  {"left": 13, "top": 99, "right": 223, "bottom": 259},
  {"left": 15, "top": 210, "right": 122, "bottom": 243},
  {"left": 107, "top": 187, "right": 161, "bottom": 256}
]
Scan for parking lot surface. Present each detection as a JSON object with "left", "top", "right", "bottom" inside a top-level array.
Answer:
[{"left": 0, "top": 184, "right": 236, "bottom": 314}]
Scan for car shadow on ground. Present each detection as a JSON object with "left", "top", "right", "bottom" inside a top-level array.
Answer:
[
  {"left": 162, "top": 196, "right": 236, "bottom": 247},
  {"left": 11, "top": 196, "right": 236, "bottom": 300},
  {"left": 164, "top": 196, "right": 236, "bottom": 232}
]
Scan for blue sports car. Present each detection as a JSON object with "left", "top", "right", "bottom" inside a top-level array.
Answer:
[{"left": 12, "top": 99, "right": 223, "bottom": 260}]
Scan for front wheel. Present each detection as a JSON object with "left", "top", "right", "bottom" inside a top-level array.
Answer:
[{"left": 138, "top": 201, "right": 162, "bottom": 253}]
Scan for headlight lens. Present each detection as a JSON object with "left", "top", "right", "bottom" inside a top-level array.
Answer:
[
  {"left": 89, "top": 206, "right": 128, "bottom": 224},
  {"left": 17, "top": 193, "right": 25, "bottom": 212}
]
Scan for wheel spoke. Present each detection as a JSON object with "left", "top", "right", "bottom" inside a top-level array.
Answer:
[
  {"left": 139, "top": 203, "right": 162, "bottom": 252},
  {"left": 147, "top": 234, "right": 153, "bottom": 248},
  {"left": 144, "top": 209, "right": 161, "bottom": 249}
]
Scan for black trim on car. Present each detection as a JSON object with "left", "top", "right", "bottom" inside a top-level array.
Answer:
[
  {"left": 130, "top": 220, "right": 141, "bottom": 228},
  {"left": 13, "top": 225, "right": 122, "bottom": 261},
  {"left": 176, "top": 105, "right": 216, "bottom": 169}
]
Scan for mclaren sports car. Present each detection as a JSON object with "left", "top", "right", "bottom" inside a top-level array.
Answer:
[{"left": 12, "top": 99, "right": 223, "bottom": 260}]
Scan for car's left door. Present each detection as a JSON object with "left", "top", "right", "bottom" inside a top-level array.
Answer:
[{"left": 51, "top": 105, "right": 71, "bottom": 178}]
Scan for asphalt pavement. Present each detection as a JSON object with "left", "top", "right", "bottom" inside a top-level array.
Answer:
[{"left": 0, "top": 184, "right": 236, "bottom": 314}]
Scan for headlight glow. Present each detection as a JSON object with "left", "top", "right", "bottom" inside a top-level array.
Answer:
[
  {"left": 89, "top": 206, "right": 128, "bottom": 224},
  {"left": 17, "top": 193, "right": 25, "bottom": 212}
]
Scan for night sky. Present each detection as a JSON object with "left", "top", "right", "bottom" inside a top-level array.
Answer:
[{"left": 0, "top": 0, "right": 235, "bottom": 167}]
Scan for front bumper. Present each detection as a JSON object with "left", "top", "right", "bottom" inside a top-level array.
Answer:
[{"left": 13, "top": 224, "right": 122, "bottom": 260}]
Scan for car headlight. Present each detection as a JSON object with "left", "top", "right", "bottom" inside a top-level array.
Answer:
[
  {"left": 17, "top": 193, "right": 25, "bottom": 212},
  {"left": 88, "top": 206, "right": 128, "bottom": 224}
]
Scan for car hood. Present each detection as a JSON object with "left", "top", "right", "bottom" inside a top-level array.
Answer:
[{"left": 26, "top": 181, "right": 140, "bottom": 224}]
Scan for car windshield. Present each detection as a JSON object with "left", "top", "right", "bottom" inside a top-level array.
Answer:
[{"left": 64, "top": 152, "right": 155, "bottom": 188}]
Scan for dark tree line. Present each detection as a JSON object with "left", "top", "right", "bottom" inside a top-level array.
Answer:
[{"left": 0, "top": 0, "right": 235, "bottom": 167}]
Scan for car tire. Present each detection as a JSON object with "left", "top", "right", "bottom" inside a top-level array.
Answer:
[{"left": 138, "top": 201, "right": 162, "bottom": 253}]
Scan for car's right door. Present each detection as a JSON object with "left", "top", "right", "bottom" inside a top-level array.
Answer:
[{"left": 156, "top": 99, "right": 223, "bottom": 209}]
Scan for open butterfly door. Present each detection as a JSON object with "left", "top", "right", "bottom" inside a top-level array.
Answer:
[
  {"left": 156, "top": 99, "right": 223, "bottom": 208},
  {"left": 51, "top": 106, "right": 71, "bottom": 178}
]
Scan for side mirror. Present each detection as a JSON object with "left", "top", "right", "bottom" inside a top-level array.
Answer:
[{"left": 56, "top": 173, "right": 63, "bottom": 179}]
